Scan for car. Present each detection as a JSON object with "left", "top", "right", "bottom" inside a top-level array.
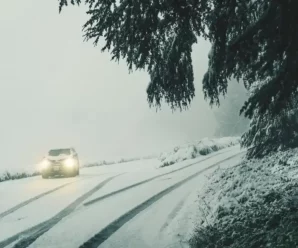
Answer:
[{"left": 40, "top": 148, "right": 80, "bottom": 179}]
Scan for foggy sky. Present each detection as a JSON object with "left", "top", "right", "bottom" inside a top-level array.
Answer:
[{"left": 0, "top": 0, "right": 216, "bottom": 168}]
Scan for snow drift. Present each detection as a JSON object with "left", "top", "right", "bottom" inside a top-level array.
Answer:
[
  {"left": 159, "top": 137, "right": 240, "bottom": 167},
  {"left": 190, "top": 148, "right": 298, "bottom": 248}
]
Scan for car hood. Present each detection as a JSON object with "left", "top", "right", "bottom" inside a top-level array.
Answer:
[{"left": 46, "top": 154, "right": 71, "bottom": 161}]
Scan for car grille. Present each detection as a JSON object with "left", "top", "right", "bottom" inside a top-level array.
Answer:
[{"left": 51, "top": 161, "right": 63, "bottom": 166}]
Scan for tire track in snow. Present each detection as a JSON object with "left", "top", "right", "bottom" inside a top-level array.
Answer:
[
  {"left": 159, "top": 191, "right": 191, "bottom": 234},
  {"left": 83, "top": 148, "right": 240, "bottom": 207},
  {"left": 0, "top": 180, "right": 80, "bottom": 220},
  {"left": 0, "top": 174, "right": 123, "bottom": 248},
  {"left": 79, "top": 153, "right": 243, "bottom": 248}
]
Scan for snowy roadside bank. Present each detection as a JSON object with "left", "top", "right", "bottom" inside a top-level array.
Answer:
[
  {"left": 159, "top": 137, "right": 240, "bottom": 167},
  {"left": 189, "top": 148, "right": 298, "bottom": 248}
]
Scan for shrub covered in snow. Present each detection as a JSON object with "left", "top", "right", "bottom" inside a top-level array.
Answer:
[
  {"left": 159, "top": 137, "right": 240, "bottom": 167},
  {"left": 0, "top": 165, "right": 40, "bottom": 182},
  {"left": 0, "top": 171, "right": 40, "bottom": 182},
  {"left": 190, "top": 148, "right": 298, "bottom": 248}
]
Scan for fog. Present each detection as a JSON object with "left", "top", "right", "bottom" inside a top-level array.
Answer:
[{"left": 0, "top": 0, "right": 215, "bottom": 168}]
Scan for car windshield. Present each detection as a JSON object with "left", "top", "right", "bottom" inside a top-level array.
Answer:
[{"left": 48, "top": 149, "right": 71, "bottom": 156}]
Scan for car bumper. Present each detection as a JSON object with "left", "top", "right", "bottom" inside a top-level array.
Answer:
[{"left": 42, "top": 165, "right": 75, "bottom": 176}]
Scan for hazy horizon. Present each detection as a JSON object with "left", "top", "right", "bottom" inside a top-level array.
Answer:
[{"left": 0, "top": 0, "right": 216, "bottom": 169}]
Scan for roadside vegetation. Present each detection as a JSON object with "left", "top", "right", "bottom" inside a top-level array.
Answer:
[
  {"left": 159, "top": 137, "right": 239, "bottom": 167},
  {"left": 189, "top": 148, "right": 298, "bottom": 248}
]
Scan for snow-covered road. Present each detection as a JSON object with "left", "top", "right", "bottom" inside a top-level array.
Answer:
[{"left": 0, "top": 146, "right": 244, "bottom": 248}]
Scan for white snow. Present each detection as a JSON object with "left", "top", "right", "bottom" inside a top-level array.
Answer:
[
  {"left": 83, "top": 146, "right": 241, "bottom": 205},
  {"left": 194, "top": 147, "right": 298, "bottom": 230},
  {"left": 0, "top": 144, "right": 243, "bottom": 248},
  {"left": 0, "top": 175, "right": 111, "bottom": 241},
  {"left": 98, "top": 176, "right": 209, "bottom": 248},
  {"left": 159, "top": 137, "right": 240, "bottom": 167},
  {"left": 26, "top": 147, "right": 243, "bottom": 248},
  {"left": 0, "top": 176, "right": 79, "bottom": 214}
]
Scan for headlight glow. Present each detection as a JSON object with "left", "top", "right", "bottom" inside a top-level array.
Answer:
[
  {"left": 64, "top": 158, "right": 75, "bottom": 167},
  {"left": 41, "top": 159, "right": 50, "bottom": 169}
]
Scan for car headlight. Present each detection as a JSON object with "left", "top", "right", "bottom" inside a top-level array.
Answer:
[
  {"left": 41, "top": 159, "right": 50, "bottom": 169},
  {"left": 64, "top": 158, "right": 75, "bottom": 167}
]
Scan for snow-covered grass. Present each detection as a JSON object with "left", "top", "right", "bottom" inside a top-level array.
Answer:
[
  {"left": 190, "top": 148, "right": 298, "bottom": 248},
  {"left": 159, "top": 137, "right": 240, "bottom": 167},
  {"left": 0, "top": 171, "right": 40, "bottom": 182},
  {"left": 0, "top": 165, "right": 40, "bottom": 183}
]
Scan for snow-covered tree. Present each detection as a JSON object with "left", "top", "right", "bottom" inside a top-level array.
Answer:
[
  {"left": 241, "top": 91, "right": 298, "bottom": 158},
  {"left": 58, "top": 0, "right": 298, "bottom": 158}
]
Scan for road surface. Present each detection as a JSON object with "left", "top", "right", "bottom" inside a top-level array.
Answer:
[{"left": 0, "top": 146, "right": 244, "bottom": 248}]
